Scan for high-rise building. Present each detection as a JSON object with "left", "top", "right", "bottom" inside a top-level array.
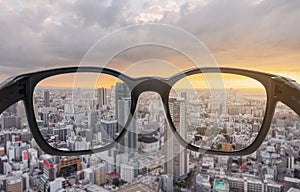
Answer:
[
  {"left": 93, "top": 163, "right": 106, "bottom": 185},
  {"left": 264, "top": 182, "right": 282, "bottom": 192},
  {"left": 115, "top": 152, "right": 129, "bottom": 173},
  {"left": 57, "top": 156, "right": 81, "bottom": 177},
  {"left": 67, "top": 136, "right": 90, "bottom": 151},
  {"left": 105, "top": 155, "right": 115, "bottom": 174},
  {"left": 39, "top": 159, "right": 56, "bottom": 191},
  {"left": 64, "top": 103, "right": 74, "bottom": 114},
  {"left": 44, "top": 159, "right": 56, "bottom": 181},
  {"left": 138, "top": 135, "right": 159, "bottom": 153},
  {"left": 53, "top": 125, "right": 72, "bottom": 142},
  {"left": 97, "top": 88, "right": 108, "bottom": 109},
  {"left": 160, "top": 174, "right": 174, "bottom": 192},
  {"left": 284, "top": 177, "right": 300, "bottom": 192},
  {"left": 22, "top": 150, "right": 28, "bottom": 169},
  {"left": 48, "top": 177, "right": 67, "bottom": 192},
  {"left": 44, "top": 90, "right": 50, "bottom": 107},
  {"left": 246, "top": 179, "right": 263, "bottom": 192},
  {"left": 83, "top": 168, "right": 94, "bottom": 184},
  {"left": 120, "top": 163, "right": 134, "bottom": 183},
  {"left": 6, "top": 176, "right": 23, "bottom": 192},
  {"left": 88, "top": 111, "right": 98, "bottom": 132},
  {"left": 3, "top": 162, "right": 12, "bottom": 175},
  {"left": 196, "top": 174, "right": 211, "bottom": 192},
  {"left": 0, "top": 155, "right": 8, "bottom": 174},
  {"left": 115, "top": 82, "right": 130, "bottom": 118},
  {"left": 118, "top": 98, "right": 137, "bottom": 153},
  {"left": 98, "top": 119, "right": 118, "bottom": 143},
  {"left": 28, "top": 148, "right": 38, "bottom": 161},
  {"left": 22, "top": 173, "right": 30, "bottom": 192},
  {"left": 166, "top": 98, "right": 189, "bottom": 180},
  {"left": 227, "top": 104, "right": 243, "bottom": 116},
  {"left": 8, "top": 146, "right": 15, "bottom": 162},
  {"left": 288, "top": 156, "right": 295, "bottom": 169},
  {"left": 1, "top": 112, "right": 21, "bottom": 130}
]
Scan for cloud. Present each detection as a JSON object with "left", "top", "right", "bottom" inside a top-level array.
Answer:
[
  {"left": 0, "top": 0, "right": 131, "bottom": 74},
  {"left": 163, "top": 0, "right": 300, "bottom": 70},
  {"left": 0, "top": 0, "right": 299, "bottom": 81}
]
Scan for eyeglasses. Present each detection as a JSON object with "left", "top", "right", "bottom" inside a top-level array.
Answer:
[{"left": 0, "top": 66, "right": 299, "bottom": 156}]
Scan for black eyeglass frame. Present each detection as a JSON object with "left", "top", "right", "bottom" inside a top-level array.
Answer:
[{"left": 1, "top": 66, "right": 300, "bottom": 156}]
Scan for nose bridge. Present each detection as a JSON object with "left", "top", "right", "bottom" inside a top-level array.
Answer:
[{"left": 132, "top": 78, "right": 171, "bottom": 97}]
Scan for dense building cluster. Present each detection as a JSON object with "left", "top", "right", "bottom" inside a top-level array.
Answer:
[{"left": 0, "top": 80, "right": 299, "bottom": 192}]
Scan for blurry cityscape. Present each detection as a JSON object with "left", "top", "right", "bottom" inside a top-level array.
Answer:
[{"left": 0, "top": 79, "right": 300, "bottom": 192}]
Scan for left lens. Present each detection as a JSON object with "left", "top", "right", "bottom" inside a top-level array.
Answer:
[
  {"left": 169, "top": 73, "right": 267, "bottom": 152},
  {"left": 33, "top": 72, "right": 131, "bottom": 151}
]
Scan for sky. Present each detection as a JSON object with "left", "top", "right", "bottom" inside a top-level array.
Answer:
[{"left": 0, "top": 0, "right": 300, "bottom": 83}]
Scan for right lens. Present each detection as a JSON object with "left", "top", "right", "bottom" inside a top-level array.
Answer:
[
  {"left": 33, "top": 72, "right": 131, "bottom": 151},
  {"left": 169, "top": 73, "right": 267, "bottom": 152}
]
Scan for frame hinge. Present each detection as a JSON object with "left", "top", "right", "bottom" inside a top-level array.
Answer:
[
  {"left": 271, "top": 76, "right": 285, "bottom": 100},
  {"left": 271, "top": 76, "right": 300, "bottom": 103}
]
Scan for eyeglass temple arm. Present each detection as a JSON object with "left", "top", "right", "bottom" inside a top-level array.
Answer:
[
  {"left": 0, "top": 76, "right": 26, "bottom": 114},
  {"left": 272, "top": 76, "right": 300, "bottom": 116}
]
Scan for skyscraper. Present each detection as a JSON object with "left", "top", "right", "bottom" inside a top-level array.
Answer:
[
  {"left": 93, "top": 163, "right": 106, "bottom": 185},
  {"left": 39, "top": 158, "right": 56, "bottom": 192},
  {"left": 88, "top": 111, "right": 98, "bottom": 132},
  {"left": 118, "top": 98, "right": 137, "bottom": 153},
  {"left": 115, "top": 82, "right": 130, "bottom": 118},
  {"left": 97, "top": 88, "right": 107, "bottom": 109},
  {"left": 99, "top": 119, "right": 118, "bottom": 143},
  {"left": 166, "top": 98, "right": 189, "bottom": 180},
  {"left": 44, "top": 90, "right": 50, "bottom": 107},
  {"left": 6, "top": 176, "right": 23, "bottom": 192},
  {"left": 1, "top": 112, "right": 21, "bottom": 130},
  {"left": 120, "top": 163, "right": 134, "bottom": 183}
]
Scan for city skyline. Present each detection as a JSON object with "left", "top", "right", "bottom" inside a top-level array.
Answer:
[{"left": 0, "top": 75, "right": 298, "bottom": 191}]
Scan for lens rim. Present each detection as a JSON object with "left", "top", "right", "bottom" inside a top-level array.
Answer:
[
  {"left": 166, "top": 67, "right": 276, "bottom": 156},
  {"left": 32, "top": 72, "right": 135, "bottom": 151},
  {"left": 25, "top": 67, "right": 135, "bottom": 156}
]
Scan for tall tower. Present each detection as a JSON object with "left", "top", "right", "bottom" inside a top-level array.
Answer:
[
  {"left": 97, "top": 88, "right": 107, "bottom": 109},
  {"left": 166, "top": 98, "right": 189, "bottom": 180},
  {"left": 117, "top": 98, "right": 137, "bottom": 154},
  {"left": 88, "top": 111, "right": 98, "bottom": 132},
  {"left": 115, "top": 82, "right": 130, "bottom": 118},
  {"left": 39, "top": 158, "right": 56, "bottom": 192},
  {"left": 6, "top": 176, "right": 23, "bottom": 192},
  {"left": 44, "top": 90, "right": 50, "bottom": 107}
]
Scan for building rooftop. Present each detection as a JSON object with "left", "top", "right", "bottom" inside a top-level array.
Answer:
[
  {"left": 108, "top": 172, "right": 120, "bottom": 179},
  {"left": 101, "top": 119, "right": 118, "bottom": 124},
  {"left": 117, "top": 183, "right": 155, "bottom": 192},
  {"left": 138, "top": 135, "right": 158, "bottom": 143},
  {"left": 288, "top": 188, "right": 300, "bottom": 192},
  {"left": 85, "top": 184, "right": 109, "bottom": 192},
  {"left": 285, "top": 177, "right": 300, "bottom": 183}
]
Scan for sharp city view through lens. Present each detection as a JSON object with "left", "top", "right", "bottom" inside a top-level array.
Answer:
[{"left": 170, "top": 73, "right": 267, "bottom": 152}]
